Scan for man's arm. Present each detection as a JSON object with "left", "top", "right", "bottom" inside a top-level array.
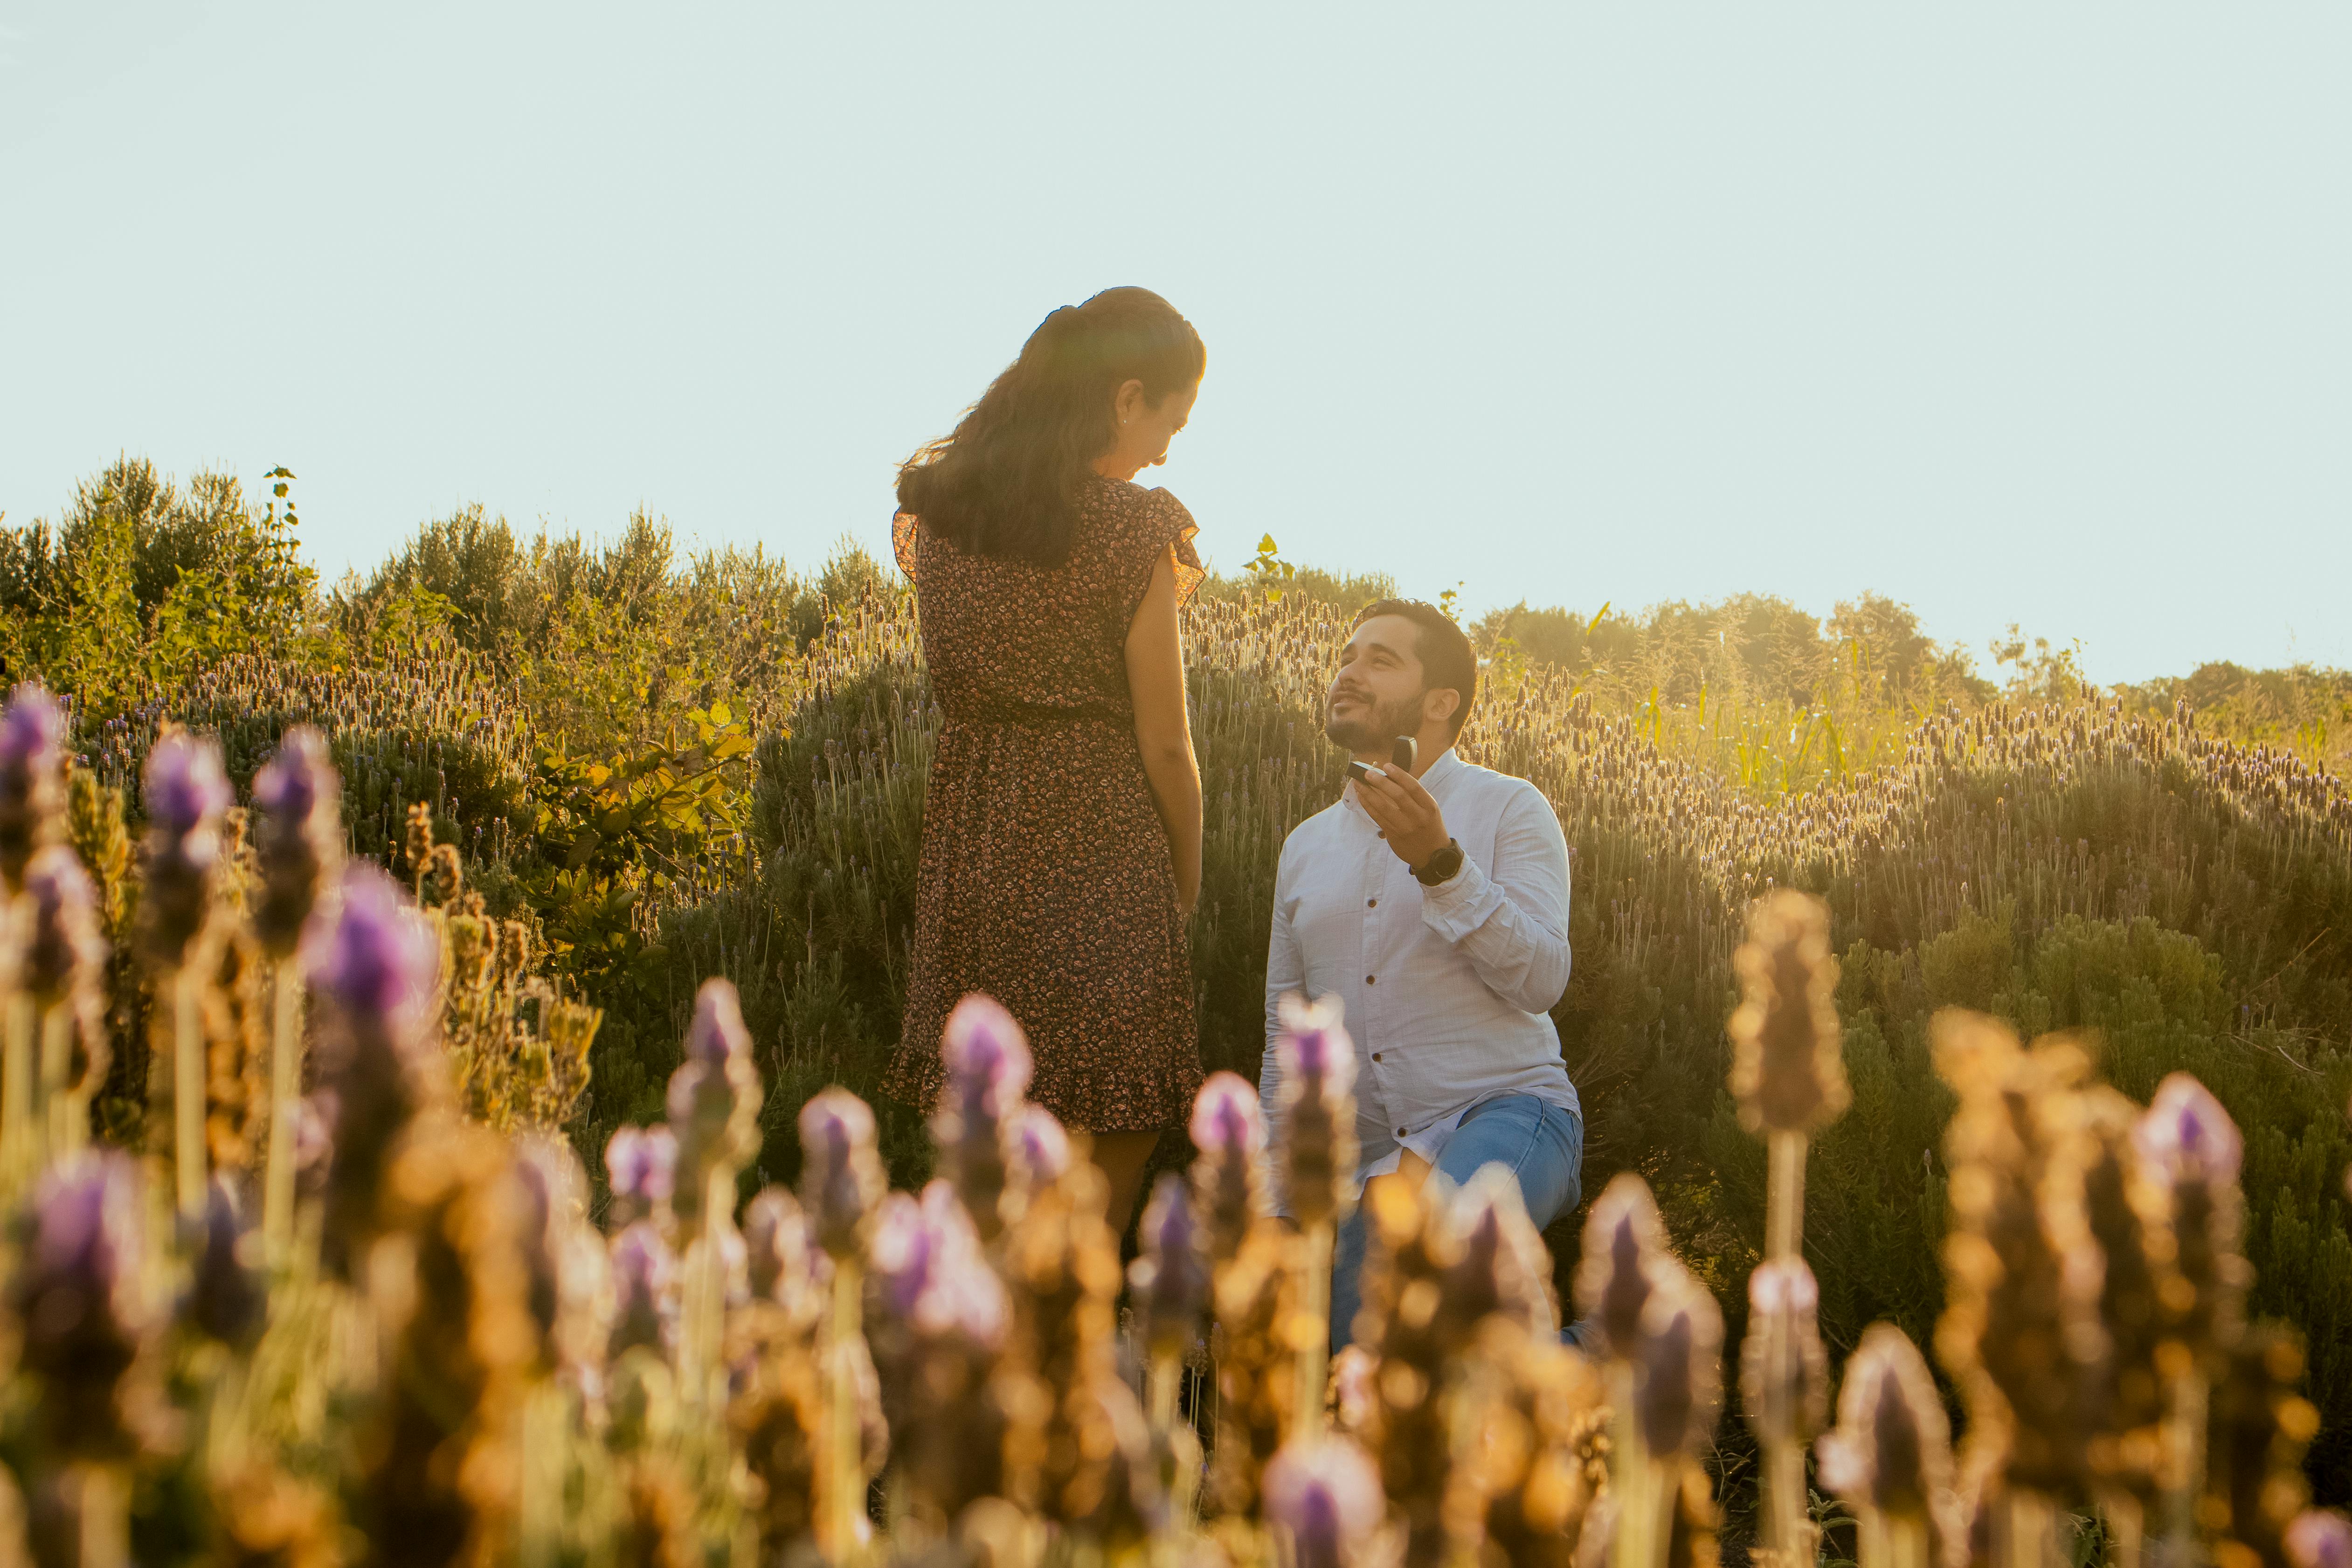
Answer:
[{"left": 1416, "top": 785, "right": 1572, "bottom": 1014}]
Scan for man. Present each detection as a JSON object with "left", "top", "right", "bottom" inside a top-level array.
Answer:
[{"left": 1259, "top": 598, "right": 1582, "bottom": 1349}]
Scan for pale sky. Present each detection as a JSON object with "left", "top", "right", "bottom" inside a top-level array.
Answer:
[{"left": 3, "top": 4, "right": 2346, "bottom": 684}]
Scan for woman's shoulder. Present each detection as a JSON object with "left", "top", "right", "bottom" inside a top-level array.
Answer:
[
  {"left": 1085, "top": 477, "right": 1202, "bottom": 606},
  {"left": 1084, "top": 472, "right": 1195, "bottom": 530}
]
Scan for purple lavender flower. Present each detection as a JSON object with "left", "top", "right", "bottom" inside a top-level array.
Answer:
[
  {"left": 9, "top": 1153, "right": 151, "bottom": 1457},
  {"left": 609, "top": 1221, "right": 677, "bottom": 1360},
  {"left": 16, "top": 844, "right": 107, "bottom": 1008},
  {"left": 932, "top": 993, "right": 1032, "bottom": 1240},
  {"left": 1274, "top": 993, "right": 1358, "bottom": 1229},
  {"left": 2135, "top": 1072, "right": 2244, "bottom": 1187},
  {"left": 138, "top": 728, "right": 234, "bottom": 968},
  {"left": 741, "top": 1186, "right": 819, "bottom": 1308},
  {"left": 668, "top": 979, "right": 765, "bottom": 1230},
  {"left": 798, "top": 1088, "right": 885, "bottom": 1260},
  {"left": 1006, "top": 1104, "right": 1072, "bottom": 1191},
  {"left": 1632, "top": 1273, "right": 1724, "bottom": 1460},
  {"left": 250, "top": 726, "right": 343, "bottom": 960},
  {"left": 314, "top": 864, "right": 439, "bottom": 1048},
  {"left": 1261, "top": 1437, "right": 1385, "bottom": 1568},
  {"left": 605, "top": 1124, "right": 678, "bottom": 1228},
  {"left": 1189, "top": 1071, "right": 1268, "bottom": 1262},
  {"left": 1129, "top": 1171, "right": 1211, "bottom": 1361},
  {"left": 1574, "top": 1173, "right": 1675, "bottom": 1360},
  {"left": 310, "top": 865, "right": 442, "bottom": 1279},
  {"left": 184, "top": 1178, "right": 265, "bottom": 1347},
  {"left": 1741, "top": 1257, "right": 1829, "bottom": 1446},
  {"left": 0, "top": 683, "right": 67, "bottom": 891},
  {"left": 1442, "top": 1164, "right": 1560, "bottom": 1337},
  {"left": 2287, "top": 1512, "right": 2352, "bottom": 1568},
  {"left": 941, "top": 992, "right": 1032, "bottom": 1120},
  {"left": 867, "top": 1181, "right": 1008, "bottom": 1348}
]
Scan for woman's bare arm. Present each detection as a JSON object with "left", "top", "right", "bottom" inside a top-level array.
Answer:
[{"left": 1125, "top": 544, "right": 1203, "bottom": 917}]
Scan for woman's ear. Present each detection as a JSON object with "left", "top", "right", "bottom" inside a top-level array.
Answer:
[{"left": 1111, "top": 377, "right": 1146, "bottom": 428}]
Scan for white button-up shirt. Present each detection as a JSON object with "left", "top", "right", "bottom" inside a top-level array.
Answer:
[{"left": 1259, "top": 748, "right": 1578, "bottom": 1214}]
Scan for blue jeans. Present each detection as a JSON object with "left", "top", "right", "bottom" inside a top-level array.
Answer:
[{"left": 1329, "top": 1095, "right": 1586, "bottom": 1352}]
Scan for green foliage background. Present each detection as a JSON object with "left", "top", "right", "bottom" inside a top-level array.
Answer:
[{"left": 10, "top": 457, "right": 2352, "bottom": 1510}]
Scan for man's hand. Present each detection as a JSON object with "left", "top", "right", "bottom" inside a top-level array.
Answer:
[{"left": 1355, "top": 765, "right": 1451, "bottom": 871}]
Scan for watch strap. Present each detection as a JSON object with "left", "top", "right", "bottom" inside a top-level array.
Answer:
[{"left": 1413, "top": 839, "right": 1464, "bottom": 886}]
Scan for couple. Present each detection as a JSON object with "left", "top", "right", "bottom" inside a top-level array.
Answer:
[{"left": 885, "top": 288, "right": 1582, "bottom": 1348}]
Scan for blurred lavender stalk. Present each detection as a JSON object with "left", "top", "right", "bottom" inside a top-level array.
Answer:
[
  {"left": 1272, "top": 992, "right": 1357, "bottom": 1443},
  {"left": 16, "top": 846, "right": 107, "bottom": 1172},
  {"left": 251, "top": 727, "right": 341, "bottom": 1266},
  {"left": 1727, "top": 889, "right": 1848, "bottom": 1568},
  {"left": 801, "top": 1086, "right": 884, "bottom": 1564},
  {"left": 0, "top": 684, "right": 69, "bottom": 1199},
  {"left": 2138, "top": 1072, "right": 2248, "bottom": 1568},
  {"left": 668, "top": 977, "right": 761, "bottom": 1407},
  {"left": 140, "top": 728, "right": 234, "bottom": 1223},
  {"left": 1577, "top": 1171, "right": 1681, "bottom": 1568}
]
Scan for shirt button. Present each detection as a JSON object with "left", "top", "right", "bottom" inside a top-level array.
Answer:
[
  {"left": 1367, "top": 898, "right": 1377, "bottom": 908},
  {"left": 1365, "top": 975, "right": 1377, "bottom": 985},
  {"left": 1397, "top": 1127, "right": 1408, "bottom": 1137},
  {"left": 1371, "top": 1052, "right": 1383, "bottom": 1062}
]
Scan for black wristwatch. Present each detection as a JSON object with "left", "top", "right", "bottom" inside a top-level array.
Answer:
[{"left": 1412, "top": 839, "right": 1464, "bottom": 886}]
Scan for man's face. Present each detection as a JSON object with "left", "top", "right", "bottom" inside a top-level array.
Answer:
[{"left": 1326, "top": 614, "right": 1433, "bottom": 753}]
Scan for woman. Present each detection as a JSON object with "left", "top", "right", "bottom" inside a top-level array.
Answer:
[{"left": 886, "top": 287, "right": 1207, "bottom": 1234}]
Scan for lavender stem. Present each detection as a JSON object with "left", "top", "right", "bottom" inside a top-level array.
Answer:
[
  {"left": 1293, "top": 1218, "right": 1334, "bottom": 1442},
  {"left": 263, "top": 960, "right": 304, "bottom": 1266},
  {"left": 3, "top": 993, "right": 32, "bottom": 1195},
  {"left": 174, "top": 966, "right": 206, "bottom": 1223}
]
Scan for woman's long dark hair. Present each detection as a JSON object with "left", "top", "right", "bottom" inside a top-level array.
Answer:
[{"left": 897, "top": 287, "right": 1204, "bottom": 567}]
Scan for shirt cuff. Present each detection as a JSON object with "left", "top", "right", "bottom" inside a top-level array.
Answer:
[{"left": 1418, "top": 851, "right": 1505, "bottom": 942}]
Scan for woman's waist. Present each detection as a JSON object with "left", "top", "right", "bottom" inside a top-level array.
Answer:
[{"left": 940, "top": 697, "right": 1131, "bottom": 730}]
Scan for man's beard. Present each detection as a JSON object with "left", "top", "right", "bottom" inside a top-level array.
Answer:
[{"left": 1325, "top": 687, "right": 1422, "bottom": 753}]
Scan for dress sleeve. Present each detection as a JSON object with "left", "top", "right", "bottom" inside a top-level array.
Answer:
[
  {"left": 1118, "top": 487, "right": 1206, "bottom": 628},
  {"left": 892, "top": 511, "right": 921, "bottom": 581}
]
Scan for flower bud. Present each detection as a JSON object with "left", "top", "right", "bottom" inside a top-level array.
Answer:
[
  {"left": 609, "top": 1221, "right": 677, "bottom": 1361},
  {"left": 1631, "top": 1273, "right": 1722, "bottom": 1461},
  {"left": 311, "top": 865, "right": 442, "bottom": 1279},
  {"left": 1741, "top": 1258, "right": 1828, "bottom": 1447},
  {"left": 1189, "top": 1071, "right": 1268, "bottom": 1264},
  {"left": 935, "top": 992, "right": 1032, "bottom": 1239},
  {"left": 667, "top": 979, "right": 763, "bottom": 1230},
  {"left": 605, "top": 1124, "right": 678, "bottom": 1229},
  {"left": 2286, "top": 1513, "right": 2352, "bottom": 1568},
  {"left": 516, "top": 1134, "right": 607, "bottom": 1380},
  {"left": 798, "top": 1089, "right": 885, "bottom": 1260},
  {"left": 1726, "top": 890, "right": 1848, "bottom": 1136},
  {"left": 1440, "top": 1163, "right": 1561, "bottom": 1340},
  {"left": 14, "top": 844, "right": 106, "bottom": 1008},
  {"left": 1815, "top": 1323, "right": 1953, "bottom": 1529},
  {"left": 1129, "top": 1171, "right": 1211, "bottom": 1362},
  {"left": 138, "top": 728, "right": 233, "bottom": 969},
  {"left": 1007, "top": 1103, "right": 1073, "bottom": 1193},
  {"left": 1574, "top": 1173, "right": 1675, "bottom": 1359},
  {"left": 0, "top": 683, "right": 67, "bottom": 892},
  {"left": 249, "top": 726, "right": 342, "bottom": 960},
  {"left": 869, "top": 1181, "right": 1009, "bottom": 1349},
  {"left": 1273, "top": 992, "right": 1358, "bottom": 1230},
  {"left": 185, "top": 1178, "right": 265, "bottom": 1348},
  {"left": 741, "top": 1186, "right": 813, "bottom": 1305},
  {"left": 1262, "top": 1436, "right": 1386, "bottom": 1568},
  {"left": 9, "top": 1153, "right": 152, "bottom": 1457}
]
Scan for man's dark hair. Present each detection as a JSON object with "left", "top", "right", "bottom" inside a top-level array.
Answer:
[{"left": 1352, "top": 598, "right": 1478, "bottom": 740}]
